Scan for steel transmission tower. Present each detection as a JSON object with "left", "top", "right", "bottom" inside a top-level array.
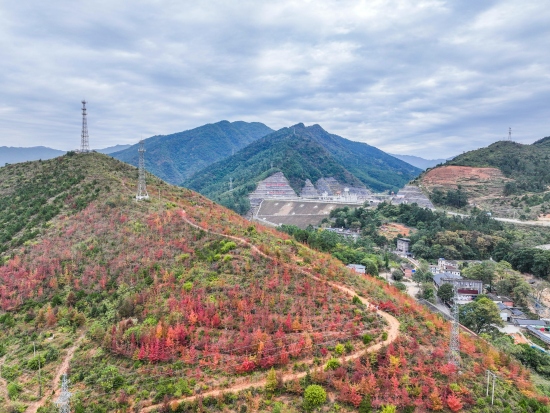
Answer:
[
  {"left": 80, "top": 100, "right": 90, "bottom": 153},
  {"left": 55, "top": 374, "right": 71, "bottom": 413},
  {"left": 508, "top": 127, "right": 512, "bottom": 141},
  {"left": 136, "top": 140, "right": 149, "bottom": 200},
  {"left": 448, "top": 283, "right": 461, "bottom": 367}
]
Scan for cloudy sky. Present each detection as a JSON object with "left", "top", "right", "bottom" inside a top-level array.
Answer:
[{"left": 1, "top": 1, "right": 549, "bottom": 158}]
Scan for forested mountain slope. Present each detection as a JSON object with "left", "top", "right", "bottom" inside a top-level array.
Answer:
[
  {"left": 0, "top": 153, "right": 547, "bottom": 412},
  {"left": 185, "top": 123, "right": 421, "bottom": 214},
  {"left": 111, "top": 120, "right": 273, "bottom": 185}
]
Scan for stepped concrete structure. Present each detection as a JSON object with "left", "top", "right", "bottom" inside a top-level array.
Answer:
[
  {"left": 247, "top": 172, "right": 298, "bottom": 219},
  {"left": 300, "top": 179, "right": 320, "bottom": 198},
  {"left": 393, "top": 185, "right": 435, "bottom": 209},
  {"left": 314, "top": 177, "right": 371, "bottom": 200},
  {"left": 249, "top": 172, "right": 298, "bottom": 199}
]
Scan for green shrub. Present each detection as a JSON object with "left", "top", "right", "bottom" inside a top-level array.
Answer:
[
  {"left": 393, "top": 281, "right": 407, "bottom": 291},
  {"left": 303, "top": 384, "right": 326, "bottom": 411},
  {"left": 362, "top": 334, "right": 373, "bottom": 345},
  {"left": 27, "top": 354, "right": 46, "bottom": 370},
  {"left": 334, "top": 343, "right": 344, "bottom": 355},
  {"left": 325, "top": 358, "right": 341, "bottom": 371},
  {"left": 220, "top": 241, "right": 237, "bottom": 253},
  {"left": 98, "top": 365, "right": 124, "bottom": 392},
  {"left": 7, "top": 382, "right": 22, "bottom": 400},
  {"left": 382, "top": 331, "right": 388, "bottom": 340},
  {"left": 1, "top": 365, "right": 20, "bottom": 381},
  {"left": 344, "top": 341, "right": 353, "bottom": 353},
  {"left": 45, "top": 345, "right": 60, "bottom": 362}
]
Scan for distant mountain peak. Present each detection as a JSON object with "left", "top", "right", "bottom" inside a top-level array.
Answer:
[
  {"left": 185, "top": 123, "right": 421, "bottom": 214},
  {"left": 110, "top": 121, "right": 274, "bottom": 184}
]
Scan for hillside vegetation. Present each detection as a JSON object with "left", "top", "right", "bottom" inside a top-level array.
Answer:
[
  {"left": 0, "top": 153, "right": 548, "bottom": 412},
  {"left": 111, "top": 120, "right": 273, "bottom": 185},
  {"left": 417, "top": 137, "right": 550, "bottom": 219},
  {"left": 185, "top": 123, "right": 421, "bottom": 214},
  {"left": 448, "top": 138, "right": 550, "bottom": 194}
]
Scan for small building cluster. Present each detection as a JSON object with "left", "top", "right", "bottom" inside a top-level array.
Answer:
[
  {"left": 429, "top": 258, "right": 461, "bottom": 276},
  {"left": 325, "top": 227, "right": 360, "bottom": 241},
  {"left": 430, "top": 257, "right": 482, "bottom": 303}
]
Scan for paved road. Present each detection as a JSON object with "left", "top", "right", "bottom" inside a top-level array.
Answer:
[{"left": 442, "top": 210, "right": 550, "bottom": 227}]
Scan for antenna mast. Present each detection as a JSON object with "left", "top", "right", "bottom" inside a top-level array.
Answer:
[
  {"left": 80, "top": 100, "right": 90, "bottom": 153},
  {"left": 55, "top": 374, "right": 71, "bottom": 413},
  {"left": 448, "top": 282, "right": 461, "bottom": 367},
  {"left": 136, "top": 140, "right": 149, "bottom": 200}
]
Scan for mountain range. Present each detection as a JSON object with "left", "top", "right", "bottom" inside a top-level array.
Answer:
[
  {"left": 185, "top": 123, "right": 421, "bottom": 213},
  {"left": 110, "top": 120, "right": 274, "bottom": 184},
  {"left": 0, "top": 146, "right": 65, "bottom": 166},
  {"left": 0, "top": 144, "right": 131, "bottom": 166},
  {"left": 390, "top": 154, "right": 451, "bottom": 170}
]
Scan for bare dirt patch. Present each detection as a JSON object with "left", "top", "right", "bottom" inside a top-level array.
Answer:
[
  {"left": 422, "top": 165, "right": 509, "bottom": 188},
  {"left": 379, "top": 222, "right": 412, "bottom": 240}
]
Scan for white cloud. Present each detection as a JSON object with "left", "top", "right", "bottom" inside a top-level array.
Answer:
[{"left": 0, "top": 0, "right": 548, "bottom": 157}]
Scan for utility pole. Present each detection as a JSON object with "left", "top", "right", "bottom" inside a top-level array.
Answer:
[
  {"left": 136, "top": 140, "right": 149, "bottom": 201},
  {"left": 80, "top": 100, "right": 90, "bottom": 153},
  {"left": 55, "top": 374, "right": 71, "bottom": 413},
  {"left": 33, "top": 342, "right": 42, "bottom": 397},
  {"left": 486, "top": 370, "right": 497, "bottom": 405},
  {"left": 448, "top": 283, "right": 461, "bottom": 368}
]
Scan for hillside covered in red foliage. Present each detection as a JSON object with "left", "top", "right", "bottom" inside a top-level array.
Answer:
[{"left": 0, "top": 153, "right": 547, "bottom": 412}]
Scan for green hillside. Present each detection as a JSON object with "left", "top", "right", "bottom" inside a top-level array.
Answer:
[
  {"left": 448, "top": 137, "right": 550, "bottom": 194},
  {"left": 305, "top": 124, "right": 421, "bottom": 190},
  {"left": 111, "top": 120, "right": 273, "bottom": 185},
  {"left": 0, "top": 153, "right": 548, "bottom": 412},
  {"left": 185, "top": 123, "right": 422, "bottom": 214}
]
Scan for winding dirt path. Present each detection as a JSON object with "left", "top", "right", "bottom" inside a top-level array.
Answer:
[
  {"left": 25, "top": 333, "right": 85, "bottom": 413},
  {"left": 142, "top": 211, "right": 400, "bottom": 412}
]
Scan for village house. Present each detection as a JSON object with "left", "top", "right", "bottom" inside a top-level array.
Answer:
[
  {"left": 486, "top": 294, "right": 514, "bottom": 307},
  {"left": 497, "top": 302, "right": 525, "bottom": 322},
  {"left": 513, "top": 319, "right": 548, "bottom": 328},
  {"left": 346, "top": 264, "right": 365, "bottom": 274},
  {"left": 396, "top": 238, "right": 410, "bottom": 256}
]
